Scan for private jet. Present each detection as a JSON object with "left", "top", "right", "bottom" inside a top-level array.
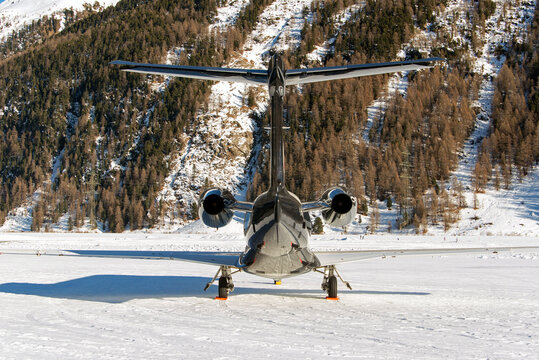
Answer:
[{"left": 7, "top": 54, "right": 538, "bottom": 300}]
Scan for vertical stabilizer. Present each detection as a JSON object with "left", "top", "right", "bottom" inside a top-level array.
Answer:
[{"left": 268, "top": 54, "right": 286, "bottom": 192}]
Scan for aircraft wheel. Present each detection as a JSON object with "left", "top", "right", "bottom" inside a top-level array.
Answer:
[
  {"left": 328, "top": 275, "right": 337, "bottom": 298},
  {"left": 218, "top": 276, "right": 229, "bottom": 299}
]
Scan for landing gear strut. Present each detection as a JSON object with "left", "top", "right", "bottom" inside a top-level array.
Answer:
[
  {"left": 318, "top": 265, "right": 352, "bottom": 299},
  {"left": 204, "top": 266, "right": 236, "bottom": 299}
]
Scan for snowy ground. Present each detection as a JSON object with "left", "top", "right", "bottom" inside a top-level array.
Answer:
[
  {"left": 0, "top": 233, "right": 538, "bottom": 359},
  {"left": 440, "top": 167, "right": 539, "bottom": 237}
]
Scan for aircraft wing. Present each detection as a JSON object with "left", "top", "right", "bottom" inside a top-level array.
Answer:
[
  {"left": 231, "top": 201, "right": 254, "bottom": 212},
  {"left": 285, "top": 58, "right": 442, "bottom": 86},
  {"left": 314, "top": 246, "right": 539, "bottom": 267},
  {"left": 2, "top": 250, "right": 241, "bottom": 267},
  {"left": 301, "top": 201, "right": 330, "bottom": 212},
  {"left": 110, "top": 60, "right": 268, "bottom": 85}
]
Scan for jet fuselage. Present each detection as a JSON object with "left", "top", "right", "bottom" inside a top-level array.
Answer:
[{"left": 239, "top": 54, "right": 319, "bottom": 280}]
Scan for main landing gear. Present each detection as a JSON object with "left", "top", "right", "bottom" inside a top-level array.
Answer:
[
  {"left": 317, "top": 265, "right": 352, "bottom": 300},
  {"left": 204, "top": 266, "right": 238, "bottom": 300}
]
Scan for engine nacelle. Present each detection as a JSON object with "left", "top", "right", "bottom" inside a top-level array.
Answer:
[
  {"left": 320, "top": 187, "right": 357, "bottom": 227},
  {"left": 198, "top": 188, "right": 235, "bottom": 228}
]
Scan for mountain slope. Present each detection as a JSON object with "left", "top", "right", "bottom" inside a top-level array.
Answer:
[{"left": 0, "top": 0, "right": 537, "bottom": 235}]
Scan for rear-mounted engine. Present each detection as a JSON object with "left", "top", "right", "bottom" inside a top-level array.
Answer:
[
  {"left": 320, "top": 187, "right": 357, "bottom": 227},
  {"left": 198, "top": 188, "right": 235, "bottom": 228}
]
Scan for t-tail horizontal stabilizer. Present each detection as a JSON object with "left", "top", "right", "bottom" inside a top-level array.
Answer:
[{"left": 110, "top": 58, "right": 443, "bottom": 86}]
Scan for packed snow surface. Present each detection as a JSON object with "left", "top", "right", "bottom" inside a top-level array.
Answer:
[{"left": 0, "top": 233, "right": 538, "bottom": 359}]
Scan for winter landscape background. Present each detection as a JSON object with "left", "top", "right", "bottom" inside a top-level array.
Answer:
[
  {"left": 0, "top": 1, "right": 538, "bottom": 358},
  {"left": 0, "top": 0, "right": 537, "bottom": 236}
]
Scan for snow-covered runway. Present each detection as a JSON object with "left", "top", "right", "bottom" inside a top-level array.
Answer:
[{"left": 1, "top": 234, "right": 538, "bottom": 359}]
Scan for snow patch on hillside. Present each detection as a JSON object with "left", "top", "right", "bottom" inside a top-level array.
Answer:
[
  {"left": 305, "top": 2, "right": 365, "bottom": 63},
  {"left": 209, "top": 0, "right": 250, "bottom": 31},
  {"left": 0, "top": 196, "right": 35, "bottom": 232},
  {"left": 445, "top": 167, "right": 539, "bottom": 236},
  {"left": 363, "top": 73, "right": 409, "bottom": 143},
  {"left": 235, "top": 0, "right": 316, "bottom": 67},
  {"left": 0, "top": 0, "right": 121, "bottom": 41}
]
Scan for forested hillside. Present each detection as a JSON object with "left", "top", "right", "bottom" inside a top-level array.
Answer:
[{"left": 0, "top": 0, "right": 537, "bottom": 233}]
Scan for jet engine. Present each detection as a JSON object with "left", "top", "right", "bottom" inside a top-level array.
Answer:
[
  {"left": 320, "top": 187, "right": 357, "bottom": 227},
  {"left": 198, "top": 188, "right": 235, "bottom": 228}
]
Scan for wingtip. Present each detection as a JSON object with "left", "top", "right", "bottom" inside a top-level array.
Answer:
[
  {"left": 412, "top": 57, "right": 445, "bottom": 66},
  {"left": 401, "top": 57, "right": 444, "bottom": 67},
  {"left": 423, "top": 57, "right": 444, "bottom": 62},
  {"left": 109, "top": 60, "right": 132, "bottom": 67},
  {"left": 429, "top": 57, "right": 446, "bottom": 65}
]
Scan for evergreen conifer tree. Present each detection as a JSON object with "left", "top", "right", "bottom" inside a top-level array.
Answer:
[{"left": 312, "top": 217, "right": 324, "bottom": 234}]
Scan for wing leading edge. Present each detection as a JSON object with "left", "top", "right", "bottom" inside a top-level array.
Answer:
[
  {"left": 314, "top": 246, "right": 539, "bottom": 266},
  {"left": 5, "top": 246, "right": 537, "bottom": 269},
  {"left": 2, "top": 250, "right": 241, "bottom": 267}
]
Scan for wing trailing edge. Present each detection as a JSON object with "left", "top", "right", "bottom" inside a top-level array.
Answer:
[
  {"left": 301, "top": 201, "right": 330, "bottom": 212},
  {"left": 231, "top": 201, "right": 254, "bottom": 213},
  {"left": 314, "top": 246, "right": 539, "bottom": 267}
]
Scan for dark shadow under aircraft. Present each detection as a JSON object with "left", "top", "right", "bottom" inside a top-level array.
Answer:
[{"left": 6, "top": 55, "right": 539, "bottom": 299}]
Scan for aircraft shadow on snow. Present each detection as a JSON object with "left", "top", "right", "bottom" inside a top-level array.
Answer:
[{"left": 0, "top": 275, "right": 429, "bottom": 303}]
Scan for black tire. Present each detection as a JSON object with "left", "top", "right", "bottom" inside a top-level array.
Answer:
[
  {"left": 328, "top": 275, "right": 338, "bottom": 298},
  {"left": 218, "top": 276, "right": 229, "bottom": 299}
]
